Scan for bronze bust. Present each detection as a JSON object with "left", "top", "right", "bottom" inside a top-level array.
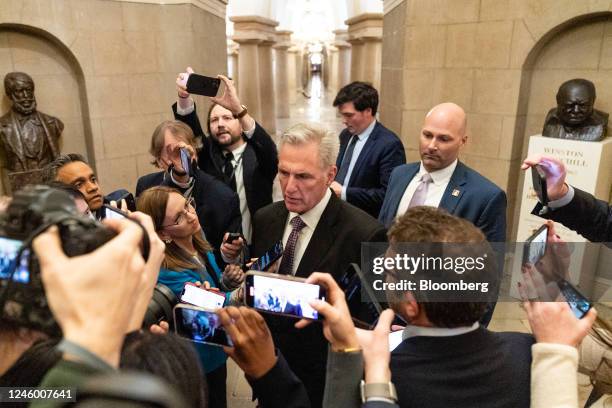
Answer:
[
  {"left": 0, "top": 72, "right": 63, "bottom": 190},
  {"left": 542, "top": 78, "right": 608, "bottom": 142}
]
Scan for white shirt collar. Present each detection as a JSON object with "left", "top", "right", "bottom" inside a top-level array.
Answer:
[
  {"left": 288, "top": 188, "right": 332, "bottom": 230},
  {"left": 402, "top": 321, "right": 479, "bottom": 340},
  {"left": 417, "top": 159, "right": 458, "bottom": 185},
  {"left": 230, "top": 141, "right": 247, "bottom": 158},
  {"left": 355, "top": 119, "right": 377, "bottom": 140}
]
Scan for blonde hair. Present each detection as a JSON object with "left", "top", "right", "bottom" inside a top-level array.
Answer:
[{"left": 279, "top": 122, "right": 339, "bottom": 169}]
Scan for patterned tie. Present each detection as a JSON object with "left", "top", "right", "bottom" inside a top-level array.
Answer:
[
  {"left": 278, "top": 216, "right": 307, "bottom": 275},
  {"left": 223, "top": 151, "right": 236, "bottom": 191},
  {"left": 335, "top": 135, "right": 358, "bottom": 184},
  {"left": 408, "top": 173, "right": 433, "bottom": 208}
]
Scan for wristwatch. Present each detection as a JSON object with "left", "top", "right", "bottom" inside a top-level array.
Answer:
[
  {"left": 360, "top": 380, "right": 398, "bottom": 403},
  {"left": 233, "top": 104, "right": 248, "bottom": 119}
]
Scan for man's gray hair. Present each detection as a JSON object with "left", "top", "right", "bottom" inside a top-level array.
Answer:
[
  {"left": 279, "top": 122, "right": 339, "bottom": 168},
  {"left": 42, "top": 153, "right": 88, "bottom": 183}
]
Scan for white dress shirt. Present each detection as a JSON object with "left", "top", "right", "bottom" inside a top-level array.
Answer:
[
  {"left": 227, "top": 142, "right": 252, "bottom": 242},
  {"left": 396, "top": 159, "right": 458, "bottom": 217},
  {"left": 280, "top": 189, "right": 332, "bottom": 275},
  {"left": 340, "top": 119, "right": 377, "bottom": 200}
]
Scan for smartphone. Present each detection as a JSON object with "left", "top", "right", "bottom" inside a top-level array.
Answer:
[
  {"left": 340, "top": 263, "right": 383, "bottom": 327},
  {"left": 558, "top": 279, "right": 592, "bottom": 319},
  {"left": 186, "top": 74, "right": 221, "bottom": 97},
  {"left": 181, "top": 282, "right": 225, "bottom": 309},
  {"left": 173, "top": 304, "right": 232, "bottom": 347},
  {"left": 180, "top": 148, "right": 191, "bottom": 176},
  {"left": 244, "top": 271, "right": 326, "bottom": 320},
  {"left": 522, "top": 224, "right": 548, "bottom": 265},
  {"left": 225, "top": 232, "right": 242, "bottom": 245},
  {"left": 250, "top": 241, "right": 283, "bottom": 272},
  {"left": 531, "top": 165, "right": 548, "bottom": 205},
  {"left": 105, "top": 190, "right": 136, "bottom": 212},
  {"left": 0, "top": 236, "right": 29, "bottom": 284},
  {"left": 103, "top": 204, "right": 128, "bottom": 220}
]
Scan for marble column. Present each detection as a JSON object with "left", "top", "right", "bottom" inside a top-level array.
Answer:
[
  {"left": 258, "top": 40, "right": 277, "bottom": 134},
  {"left": 287, "top": 46, "right": 299, "bottom": 104},
  {"left": 333, "top": 29, "right": 351, "bottom": 90},
  {"left": 230, "top": 15, "right": 279, "bottom": 132},
  {"left": 327, "top": 45, "right": 339, "bottom": 93},
  {"left": 346, "top": 13, "right": 383, "bottom": 89},
  {"left": 227, "top": 40, "right": 239, "bottom": 88},
  {"left": 274, "top": 30, "right": 292, "bottom": 119}
]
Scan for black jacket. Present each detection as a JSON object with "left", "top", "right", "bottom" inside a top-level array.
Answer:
[
  {"left": 251, "top": 193, "right": 387, "bottom": 408},
  {"left": 336, "top": 122, "right": 405, "bottom": 217},
  {"left": 135, "top": 169, "right": 241, "bottom": 251},
  {"left": 172, "top": 102, "right": 278, "bottom": 218},
  {"left": 390, "top": 327, "right": 534, "bottom": 408},
  {"left": 533, "top": 186, "right": 612, "bottom": 244}
]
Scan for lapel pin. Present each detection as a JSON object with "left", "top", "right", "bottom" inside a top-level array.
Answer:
[{"left": 452, "top": 189, "right": 460, "bottom": 197}]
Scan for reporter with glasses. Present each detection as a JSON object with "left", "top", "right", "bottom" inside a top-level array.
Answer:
[{"left": 137, "top": 186, "right": 243, "bottom": 408}]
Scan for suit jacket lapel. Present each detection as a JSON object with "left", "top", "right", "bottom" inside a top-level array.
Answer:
[
  {"left": 295, "top": 192, "right": 340, "bottom": 278},
  {"left": 347, "top": 122, "right": 380, "bottom": 187},
  {"left": 438, "top": 161, "right": 467, "bottom": 215}
]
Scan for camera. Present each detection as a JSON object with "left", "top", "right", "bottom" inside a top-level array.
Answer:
[
  {"left": 142, "top": 283, "right": 178, "bottom": 330},
  {"left": 0, "top": 185, "right": 132, "bottom": 336}
]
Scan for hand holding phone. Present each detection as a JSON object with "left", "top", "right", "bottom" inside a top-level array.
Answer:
[
  {"left": 181, "top": 282, "right": 225, "bottom": 309},
  {"left": 250, "top": 241, "right": 283, "bottom": 272},
  {"left": 103, "top": 203, "right": 129, "bottom": 220},
  {"left": 523, "top": 224, "right": 548, "bottom": 266},
  {"left": 186, "top": 74, "right": 221, "bottom": 97},
  {"left": 174, "top": 304, "right": 232, "bottom": 347},
  {"left": 216, "top": 306, "right": 277, "bottom": 378},
  {"left": 244, "top": 271, "right": 326, "bottom": 320}
]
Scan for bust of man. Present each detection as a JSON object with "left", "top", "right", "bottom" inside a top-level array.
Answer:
[
  {"left": 0, "top": 72, "right": 63, "bottom": 175},
  {"left": 542, "top": 78, "right": 608, "bottom": 142}
]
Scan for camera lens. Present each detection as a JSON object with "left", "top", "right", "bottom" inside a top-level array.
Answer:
[{"left": 143, "top": 284, "right": 178, "bottom": 329}]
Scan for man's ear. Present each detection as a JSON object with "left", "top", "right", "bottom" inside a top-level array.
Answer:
[
  {"left": 402, "top": 292, "right": 421, "bottom": 320},
  {"left": 327, "top": 165, "right": 337, "bottom": 186}
]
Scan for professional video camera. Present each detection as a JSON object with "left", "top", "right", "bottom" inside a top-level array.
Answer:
[{"left": 0, "top": 185, "right": 149, "bottom": 336}]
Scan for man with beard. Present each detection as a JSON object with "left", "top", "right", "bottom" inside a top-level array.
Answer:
[
  {"left": 0, "top": 72, "right": 63, "bottom": 188},
  {"left": 172, "top": 69, "right": 278, "bottom": 242}
]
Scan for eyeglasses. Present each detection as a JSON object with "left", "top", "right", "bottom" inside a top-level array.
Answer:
[{"left": 161, "top": 197, "right": 196, "bottom": 228}]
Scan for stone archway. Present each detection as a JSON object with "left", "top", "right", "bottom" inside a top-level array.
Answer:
[
  {"left": 509, "top": 12, "right": 612, "bottom": 239},
  {"left": 0, "top": 23, "right": 93, "bottom": 193}
]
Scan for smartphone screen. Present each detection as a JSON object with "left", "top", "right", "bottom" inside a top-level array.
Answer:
[
  {"left": 244, "top": 272, "right": 325, "bottom": 320},
  {"left": 558, "top": 279, "right": 591, "bottom": 319},
  {"left": 0, "top": 236, "right": 29, "bottom": 284},
  {"left": 103, "top": 204, "right": 128, "bottom": 220},
  {"left": 251, "top": 242, "right": 283, "bottom": 271},
  {"left": 180, "top": 148, "right": 191, "bottom": 175},
  {"left": 174, "top": 305, "right": 232, "bottom": 347},
  {"left": 523, "top": 225, "right": 548, "bottom": 265},
  {"left": 186, "top": 74, "right": 221, "bottom": 97},
  {"left": 181, "top": 283, "right": 225, "bottom": 310}
]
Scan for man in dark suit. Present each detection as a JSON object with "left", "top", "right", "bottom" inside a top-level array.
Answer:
[
  {"left": 135, "top": 120, "right": 241, "bottom": 251},
  {"left": 387, "top": 207, "right": 534, "bottom": 408},
  {"left": 173, "top": 69, "right": 278, "bottom": 242},
  {"left": 378, "top": 102, "right": 506, "bottom": 243},
  {"left": 522, "top": 154, "right": 611, "bottom": 244},
  {"left": 221, "top": 122, "right": 386, "bottom": 408},
  {"left": 330, "top": 82, "right": 406, "bottom": 218}
]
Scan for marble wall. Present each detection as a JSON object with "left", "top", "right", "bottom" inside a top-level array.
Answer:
[
  {"left": 0, "top": 0, "right": 227, "bottom": 194},
  {"left": 381, "top": 0, "right": 612, "bottom": 240}
]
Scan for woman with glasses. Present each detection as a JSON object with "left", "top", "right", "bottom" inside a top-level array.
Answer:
[{"left": 137, "top": 185, "right": 240, "bottom": 408}]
